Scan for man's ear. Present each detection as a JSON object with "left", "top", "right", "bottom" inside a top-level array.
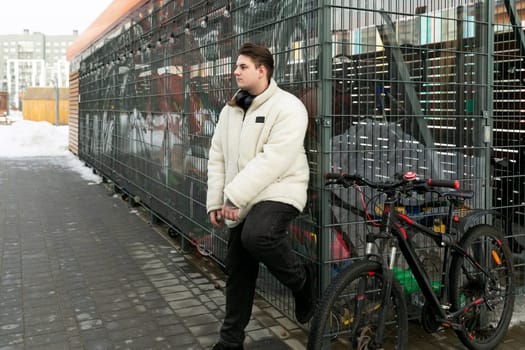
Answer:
[{"left": 257, "top": 64, "right": 267, "bottom": 80}]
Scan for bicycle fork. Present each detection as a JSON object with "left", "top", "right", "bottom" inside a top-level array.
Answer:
[
  {"left": 351, "top": 241, "right": 398, "bottom": 348},
  {"left": 365, "top": 203, "right": 398, "bottom": 348},
  {"left": 371, "top": 243, "right": 399, "bottom": 348}
]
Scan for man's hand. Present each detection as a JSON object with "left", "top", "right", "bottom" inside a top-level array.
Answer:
[
  {"left": 209, "top": 210, "right": 223, "bottom": 227},
  {"left": 222, "top": 205, "right": 239, "bottom": 222},
  {"left": 222, "top": 198, "right": 239, "bottom": 222}
]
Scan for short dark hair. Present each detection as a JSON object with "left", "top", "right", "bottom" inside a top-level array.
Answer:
[{"left": 238, "top": 42, "right": 274, "bottom": 80}]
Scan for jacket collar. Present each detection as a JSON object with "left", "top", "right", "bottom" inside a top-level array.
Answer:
[{"left": 228, "top": 79, "right": 278, "bottom": 110}]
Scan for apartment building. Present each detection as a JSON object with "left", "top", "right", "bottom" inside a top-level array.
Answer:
[{"left": 0, "top": 29, "right": 78, "bottom": 109}]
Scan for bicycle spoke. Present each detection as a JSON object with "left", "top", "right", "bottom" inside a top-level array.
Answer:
[
  {"left": 309, "top": 261, "right": 407, "bottom": 350},
  {"left": 451, "top": 225, "right": 515, "bottom": 350}
]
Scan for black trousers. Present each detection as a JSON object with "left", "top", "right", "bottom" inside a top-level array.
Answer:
[{"left": 219, "top": 201, "right": 305, "bottom": 347}]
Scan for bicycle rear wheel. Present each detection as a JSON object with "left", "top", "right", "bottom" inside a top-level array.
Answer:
[
  {"left": 450, "top": 224, "right": 515, "bottom": 350},
  {"left": 307, "top": 261, "right": 408, "bottom": 350}
]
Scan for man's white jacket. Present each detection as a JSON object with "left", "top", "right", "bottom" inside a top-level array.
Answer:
[{"left": 206, "top": 79, "right": 309, "bottom": 227}]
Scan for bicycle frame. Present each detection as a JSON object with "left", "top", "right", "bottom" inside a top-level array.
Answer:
[{"left": 374, "top": 191, "right": 501, "bottom": 333}]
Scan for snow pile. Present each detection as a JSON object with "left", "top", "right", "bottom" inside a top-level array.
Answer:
[
  {"left": 0, "top": 120, "right": 69, "bottom": 157},
  {"left": 0, "top": 119, "right": 102, "bottom": 184}
]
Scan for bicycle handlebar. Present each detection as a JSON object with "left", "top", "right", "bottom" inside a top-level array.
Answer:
[
  {"left": 427, "top": 178, "right": 460, "bottom": 189},
  {"left": 325, "top": 172, "right": 461, "bottom": 192}
]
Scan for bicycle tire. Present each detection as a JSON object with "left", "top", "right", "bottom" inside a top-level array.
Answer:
[
  {"left": 450, "top": 224, "right": 515, "bottom": 350},
  {"left": 307, "top": 261, "right": 408, "bottom": 350}
]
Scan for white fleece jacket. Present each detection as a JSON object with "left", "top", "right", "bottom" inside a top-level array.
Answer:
[{"left": 206, "top": 79, "right": 309, "bottom": 227}]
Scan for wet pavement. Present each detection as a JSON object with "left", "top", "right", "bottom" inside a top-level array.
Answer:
[{"left": 0, "top": 156, "right": 524, "bottom": 349}]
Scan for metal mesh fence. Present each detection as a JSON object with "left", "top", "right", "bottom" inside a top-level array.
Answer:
[{"left": 76, "top": 0, "right": 525, "bottom": 322}]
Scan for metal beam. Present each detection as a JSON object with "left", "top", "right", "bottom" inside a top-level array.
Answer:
[
  {"left": 504, "top": 0, "right": 525, "bottom": 60},
  {"left": 377, "top": 10, "right": 434, "bottom": 149}
]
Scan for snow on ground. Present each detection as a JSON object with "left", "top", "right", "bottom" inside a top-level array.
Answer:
[{"left": 0, "top": 117, "right": 101, "bottom": 184}]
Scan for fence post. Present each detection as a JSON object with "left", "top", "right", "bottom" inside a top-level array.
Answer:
[
  {"left": 319, "top": 0, "right": 333, "bottom": 298},
  {"left": 51, "top": 79, "right": 59, "bottom": 126}
]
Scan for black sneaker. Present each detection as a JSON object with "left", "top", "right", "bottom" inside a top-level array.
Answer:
[
  {"left": 211, "top": 342, "right": 244, "bottom": 350},
  {"left": 293, "top": 263, "right": 318, "bottom": 323}
]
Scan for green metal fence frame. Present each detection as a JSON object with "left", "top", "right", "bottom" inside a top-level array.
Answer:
[{"left": 73, "top": 0, "right": 525, "bottom": 323}]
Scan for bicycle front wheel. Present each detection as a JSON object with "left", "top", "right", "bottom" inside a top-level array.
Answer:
[
  {"left": 307, "top": 261, "right": 408, "bottom": 350},
  {"left": 450, "top": 224, "right": 515, "bottom": 350}
]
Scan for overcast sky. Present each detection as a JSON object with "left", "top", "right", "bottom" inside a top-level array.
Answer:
[{"left": 0, "top": 0, "right": 114, "bottom": 35}]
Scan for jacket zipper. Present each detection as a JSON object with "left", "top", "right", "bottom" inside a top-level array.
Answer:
[{"left": 237, "top": 109, "right": 246, "bottom": 172}]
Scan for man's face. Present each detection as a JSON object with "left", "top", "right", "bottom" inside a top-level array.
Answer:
[{"left": 234, "top": 54, "right": 264, "bottom": 93}]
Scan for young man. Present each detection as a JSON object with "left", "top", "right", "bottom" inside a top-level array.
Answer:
[{"left": 206, "top": 43, "right": 316, "bottom": 350}]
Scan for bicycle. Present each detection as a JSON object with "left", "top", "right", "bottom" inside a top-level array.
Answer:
[{"left": 307, "top": 171, "right": 515, "bottom": 350}]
